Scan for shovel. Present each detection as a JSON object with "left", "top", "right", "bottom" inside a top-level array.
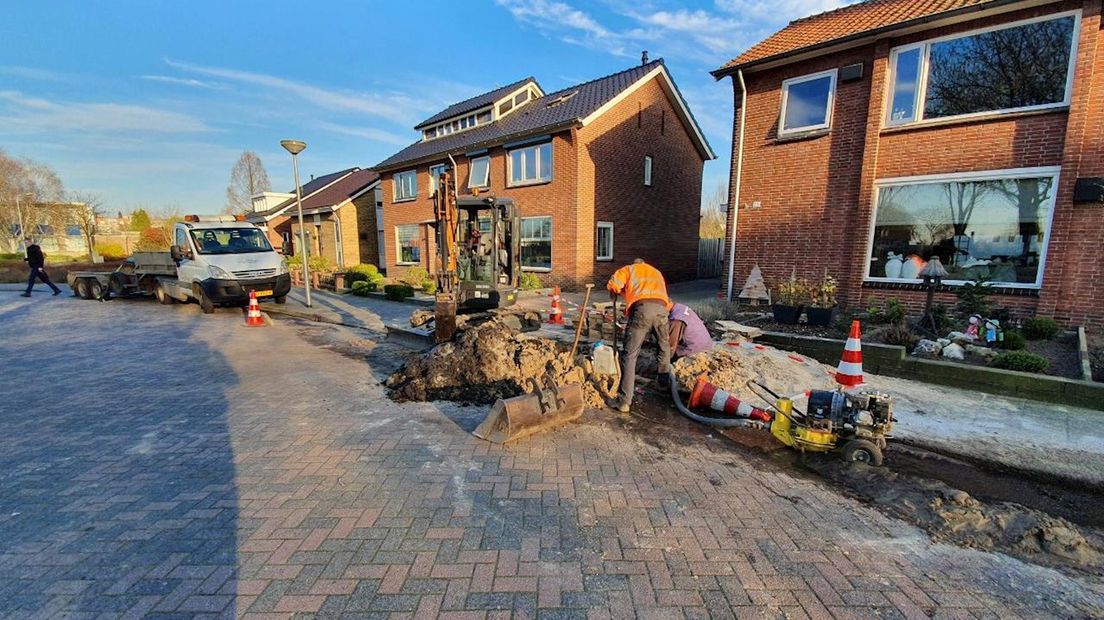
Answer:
[{"left": 472, "top": 374, "right": 584, "bottom": 444}]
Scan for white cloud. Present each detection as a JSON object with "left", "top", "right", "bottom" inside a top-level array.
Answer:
[
  {"left": 714, "top": 0, "right": 856, "bottom": 22},
  {"left": 165, "top": 58, "right": 425, "bottom": 125},
  {"left": 0, "top": 90, "right": 211, "bottom": 134},
  {"left": 0, "top": 66, "right": 75, "bottom": 82},
  {"left": 495, "top": 0, "right": 632, "bottom": 56},
  {"left": 315, "top": 121, "right": 412, "bottom": 147},
  {"left": 140, "top": 75, "right": 224, "bottom": 90}
]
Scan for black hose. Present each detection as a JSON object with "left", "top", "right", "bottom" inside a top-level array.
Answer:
[{"left": 667, "top": 369, "right": 761, "bottom": 428}]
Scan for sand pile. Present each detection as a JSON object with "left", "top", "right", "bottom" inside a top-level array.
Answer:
[
  {"left": 673, "top": 343, "right": 837, "bottom": 402},
  {"left": 811, "top": 459, "right": 1104, "bottom": 571},
  {"left": 387, "top": 319, "right": 606, "bottom": 407}
]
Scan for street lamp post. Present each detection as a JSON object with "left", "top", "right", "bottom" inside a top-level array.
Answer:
[{"left": 280, "top": 139, "right": 311, "bottom": 308}]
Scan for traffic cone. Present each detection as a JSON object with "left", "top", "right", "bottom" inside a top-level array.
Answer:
[
  {"left": 548, "top": 286, "right": 564, "bottom": 325},
  {"left": 687, "top": 375, "right": 772, "bottom": 422},
  {"left": 836, "top": 320, "right": 864, "bottom": 387},
  {"left": 246, "top": 290, "right": 264, "bottom": 327}
]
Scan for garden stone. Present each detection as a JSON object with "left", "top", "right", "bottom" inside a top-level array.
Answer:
[
  {"left": 965, "top": 344, "right": 999, "bottom": 361},
  {"left": 942, "top": 343, "right": 966, "bottom": 360},
  {"left": 937, "top": 338, "right": 951, "bottom": 347},
  {"left": 912, "top": 339, "right": 942, "bottom": 358}
]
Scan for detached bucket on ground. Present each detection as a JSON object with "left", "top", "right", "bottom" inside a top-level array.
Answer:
[{"left": 473, "top": 377, "right": 584, "bottom": 444}]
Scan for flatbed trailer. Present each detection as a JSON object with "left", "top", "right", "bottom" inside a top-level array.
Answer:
[{"left": 67, "top": 252, "right": 179, "bottom": 301}]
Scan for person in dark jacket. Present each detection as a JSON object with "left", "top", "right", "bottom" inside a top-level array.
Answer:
[{"left": 21, "top": 239, "right": 62, "bottom": 297}]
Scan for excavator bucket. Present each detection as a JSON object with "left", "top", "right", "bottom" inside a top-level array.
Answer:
[{"left": 473, "top": 377, "right": 584, "bottom": 444}]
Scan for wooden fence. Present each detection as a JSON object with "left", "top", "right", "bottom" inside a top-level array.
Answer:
[{"left": 698, "top": 238, "right": 724, "bottom": 277}]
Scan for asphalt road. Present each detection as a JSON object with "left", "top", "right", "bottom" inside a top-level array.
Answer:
[{"left": 1, "top": 292, "right": 1101, "bottom": 618}]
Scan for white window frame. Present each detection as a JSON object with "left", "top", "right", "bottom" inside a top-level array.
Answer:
[
  {"left": 520, "top": 215, "right": 552, "bottom": 272},
  {"left": 393, "top": 170, "right": 417, "bottom": 202},
  {"left": 596, "top": 221, "right": 614, "bottom": 262},
  {"left": 778, "top": 68, "right": 837, "bottom": 136},
  {"left": 468, "top": 156, "right": 490, "bottom": 189},
  {"left": 885, "top": 11, "right": 1081, "bottom": 128},
  {"left": 863, "top": 166, "right": 1061, "bottom": 290},
  {"left": 507, "top": 142, "right": 553, "bottom": 187},
  {"left": 429, "top": 163, "right": 448, "bottom": 196},
  {"left": 643, "top": 156, "right": 653, "bottom": 186},
  {"left": 395, "top": 224, "right": 422, "bottom": 266}
]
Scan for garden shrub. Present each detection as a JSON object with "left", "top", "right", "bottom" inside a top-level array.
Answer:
[
  {"left": 992, "top": 350, "right": 1049, "bottom": 373},
  {"left": 955, "top": 274, "right": 994, "bottom": 317},
  {"left": 877, "top": 323, "right": 919, "bottom": 348},
  {"left": 884, "top": 298, "right": 906, "bottom": 325},
  {"left": 998, "top": 330, "right": 1026, "bottom": 350},
  {"left": 94, "top": 242, "right": 127, "bottom": 261},
  {"left": 518, "top": 272, "right": 542, "bottom": 290},
  {"left": 0, "top": 252, "right": 23, "bottom": 260},
  {"left": 350, "top": 280, "right": 375, "bottom": 296},
  {"left": 345, "top": 264, "right": 384, "bottom": 287},
  {"left": 421, "top": 280, "right": 437, "bottom": 295},
  {"left": 400, "top": 266, "right": 429, "bottom": 287},
  {"left": 1021, "top": 316, "right": 1061, "bottom": 340},
  {"left": 384, "top": 283, "right": 415, "bottom": 301}
]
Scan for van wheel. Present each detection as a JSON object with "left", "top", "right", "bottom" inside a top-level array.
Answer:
[
  {"left": 275, "top": 295, "right": 287, "bottom": 305},
  {"left": 193, "top": 284, "right": 215, "bottom": 314},
  {"left": 156, "top": 282, "right": 175, "bottom": 305},
  {"left": 76, "top": 278, "right": 92, "bottom": 300}
]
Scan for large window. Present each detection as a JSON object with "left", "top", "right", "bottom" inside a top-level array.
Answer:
[
  {"left": 393, "top": 170, "right": 417, "bottom": 201},
  {"left": 429, "top": 164, "right": 448, "bottom": 196},
  {"left": 520, "top": 216, "right": 552, "bottom": 271},
  {"left": 468, "top": 156, "right": 490, "bottom": 188},
  {"left": 508, "top": 142, "right": 552, "bottom": 186},
  {"left": 867, "top": 168, "right": 1059, "bottom": 288},
  {"left": 596, "top": 221, "right": 613, "bottom": 262},
  {"left": 887, "top": 13, "right": 1078, "bottom": 126},
  {"left": 779, "top": 69, "right": 836, "bottom": 136},
  {"left": 395, "top": 224, "right": 422, "bottom": 265}
]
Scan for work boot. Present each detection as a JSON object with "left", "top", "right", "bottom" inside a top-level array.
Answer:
[
  {"left": 52, "top": 289, "right": 61, "bottom": 296},
  {"left": 656, "top": 373, "right": 671, "bottom": 391},
  {"left": 20, "top": 293, "right": 30, "bottom": 298},
  {"left": 606, "top": 396, "right": 631, "bottom": 413}
]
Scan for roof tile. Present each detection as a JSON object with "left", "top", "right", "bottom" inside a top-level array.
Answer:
[
  {"left": 716, "top": 0, "right": 995, "bottom": 72},
  {"left": 415, "top": 77, "right": 538, "bottom": 129}
]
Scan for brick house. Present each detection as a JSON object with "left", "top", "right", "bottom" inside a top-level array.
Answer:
[
  {"left": 247, "top": 168, "right": 383, "bottom": 269},
  {"left": 713, "top": 0, "right": 1104, "bottom": 328},
  {"left": 373, "top": 59, "right": 714, "bottom": 289}
]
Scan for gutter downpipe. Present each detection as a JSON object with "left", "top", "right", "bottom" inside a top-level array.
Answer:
[{"left": 726, "top": 69, "right": 747, "bottom": 302}]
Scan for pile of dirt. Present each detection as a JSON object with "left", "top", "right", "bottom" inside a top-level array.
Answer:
[
  {"left": 672, "top": 343, "right": 837, "bottom": 403},
  {"left": 386, "top": 319, "right": 607, "bottom": 408},
  {"left": 809, "top": 459, "right": 1104, "bottom": 572}
]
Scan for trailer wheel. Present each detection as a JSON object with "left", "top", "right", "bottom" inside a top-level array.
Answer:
[
  {"left": 275, "top": 295, "right": 287, "bottom": 305},
  {"left": 75, "top": 278, "right": 92, "bottom": 300},
  {"left": 155, "top": 282, "right": 174, "bottom": 305},
  {"left": 108, "top": 272, "right": 126, "bottom": 297},
  {"left": 193, "top": 284, "right": 215, "bottom": 314},
  {"left": 842, "top": 439, "right": 883, "bottom": 467},
  {"left": 89, "top": 279, "right": 105, "bottom": 300}
]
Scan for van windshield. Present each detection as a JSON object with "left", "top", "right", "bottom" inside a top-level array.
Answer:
[{"left": 190, "top": 227, "right": 273, "bottom": 255}]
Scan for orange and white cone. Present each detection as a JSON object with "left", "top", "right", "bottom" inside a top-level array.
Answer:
[
  {"left": 548, "top": 286, "right": 564, "bottom": 325},
  {"left": 687, "top": 375, "right": 772, "bottom": 422},
  {"left": 246, "top": 290, "right": 264, "bottom": 327},
  {"left": 836, "top": 320, "right": 863, "bottom": 387}
]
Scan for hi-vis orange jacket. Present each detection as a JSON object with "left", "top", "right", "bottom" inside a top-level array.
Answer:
[{"left": 607, "top": 262, "right": 671, "bottom": 314}]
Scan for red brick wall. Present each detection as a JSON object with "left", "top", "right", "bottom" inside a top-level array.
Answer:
[
  {"left": 579, "top": 76, "right": 705, "bottom": 285},
  {"left": 724, "top": 0, "right": 1104, "bottom": 329}
]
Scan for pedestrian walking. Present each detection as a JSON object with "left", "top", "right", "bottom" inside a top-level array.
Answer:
[
  {"left": 668, "top": 302, "right": 712, "bottom": 360},
  {"left": 21, "top": 239, "right": 62, "bottom": 298},
  {"left": 606, "top": 258, "right": 671, "bottom": 413}
]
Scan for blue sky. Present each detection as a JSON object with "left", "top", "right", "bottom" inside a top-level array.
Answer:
[{"left": 0, "top": 0, "right": 850, "bottom": 214}]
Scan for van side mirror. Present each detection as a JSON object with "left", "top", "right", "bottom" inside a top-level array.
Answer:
[
  {"left": 282, "top": 244, "right": 294, "bottom": 256},
  {"left": 170, "top": 245, "right": 186, "bottom": 261}
]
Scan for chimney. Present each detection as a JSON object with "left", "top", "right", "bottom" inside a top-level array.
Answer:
[
  {"left": 641, "top": 50, "right": 649, "bottom": 65},
  {"left": 310, "top": 174, "right": 315, "bottom": 181}
]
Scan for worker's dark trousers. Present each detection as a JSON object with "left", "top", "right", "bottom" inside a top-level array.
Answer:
[
  {"left": 25, "top": 267, "right": 61, "bottom": 295},
  {"left": 618, "top": 301, "right": 671, "bottom": 405}
]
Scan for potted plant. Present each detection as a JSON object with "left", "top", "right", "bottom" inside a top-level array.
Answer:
[
  {"left": 806, "top": 272, "right": 838, "bottom": 326},
  {"left": 771, "top": 272, "right": 810, "bottom": 325}
]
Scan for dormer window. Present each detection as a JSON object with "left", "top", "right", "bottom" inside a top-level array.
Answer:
[
  {"left": 421, "top": 108, "right": 492, "bottom": 142},
  {"left": 514, "top": 91, "right": 529, "bottom": 105}
]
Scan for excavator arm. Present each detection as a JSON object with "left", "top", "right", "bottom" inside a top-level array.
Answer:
[{"left": 432, "top": 170, "right": 460, "bottom": 342}]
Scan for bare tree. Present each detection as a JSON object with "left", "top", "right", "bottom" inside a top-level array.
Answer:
[
  {"left": 69, "top": 191, "right": 104, "bottom": 261},
  {"left": 226, "top": 151, "right": 272, "bottom": 214},
  {"left": 0, "top": 148, "right": 66, "bottom": 252},
  {"left": 699, "top": 182, "right": 727, "bottom": 239}
]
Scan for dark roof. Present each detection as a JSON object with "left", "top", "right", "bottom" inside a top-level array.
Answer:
[
  {"left": 299, "top": 168, "right": 379, "bottom": 214},
  {"left": 376, "top": 60, "right": 669, "bottom": 171},
  {"left": 415, "top": 77, "right": 538, "bottom": 130},
  {"left": 250, "top": 168, "right": 359, "bottom": 219},
  {"left": 714, "top": 0, "right": 998, "bottom": 74}
]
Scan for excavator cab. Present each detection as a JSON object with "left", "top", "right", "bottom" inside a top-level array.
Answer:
[{"left": 454, "top": 196, "right": 520, "bottom": 311}]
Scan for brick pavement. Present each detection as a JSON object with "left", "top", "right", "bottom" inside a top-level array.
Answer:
[{"left": 0, "top": 294, "right": 1101, "bottom": 619}]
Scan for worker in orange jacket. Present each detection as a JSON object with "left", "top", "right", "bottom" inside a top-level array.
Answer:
[{"left": 606, "top": 258, "right": 671, "bottom": 413}]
